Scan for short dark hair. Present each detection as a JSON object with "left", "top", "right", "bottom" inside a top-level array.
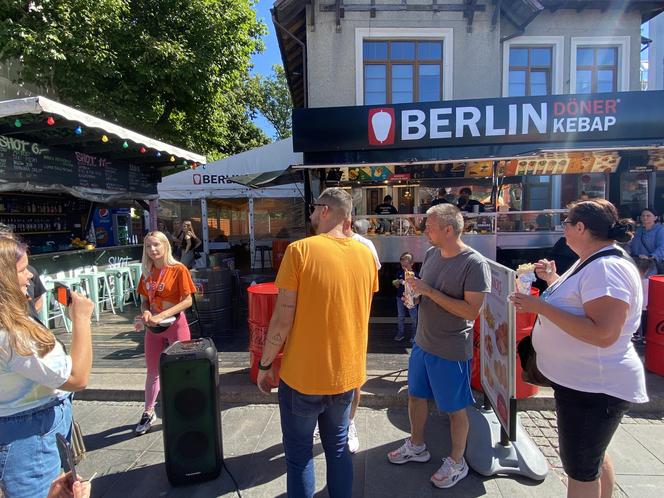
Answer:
[
  {"left": 384, "top": 195, "right": 392, "bottom": 203},
  {"left": 641, "top": 206, "right": 659, "bottom": 218},
  {"left": 460, "top": 187, "right": 472, "bottom": 196},
  {"left": 567, "top": 199, "right": 634, "bottom": 243}
]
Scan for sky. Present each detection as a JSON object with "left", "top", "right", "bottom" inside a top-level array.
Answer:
[{"left": 250, "top": 0, "right": 283, "bottom": 139}]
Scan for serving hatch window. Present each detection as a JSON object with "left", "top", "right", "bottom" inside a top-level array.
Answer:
[{"left": 363, "top": 40, "right": 444, "bottom": 105}]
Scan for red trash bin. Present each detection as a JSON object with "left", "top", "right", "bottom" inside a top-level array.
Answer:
[
  {"left": 272, "top": 240, "right": 291, "bottom": 274},
  {"left": 247, "top": 282, "right": 283, "bottom": 386},
  {"left": 646, "top": 275, "right": 664, "bottom": 376}
]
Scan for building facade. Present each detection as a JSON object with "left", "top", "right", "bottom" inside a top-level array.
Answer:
[{"left": 274, "top": 0, "right": 664, "bottom": 219}]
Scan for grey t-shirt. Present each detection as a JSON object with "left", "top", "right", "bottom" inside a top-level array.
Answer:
[{"left": 416, "top": 246, "right": 491, "bottom": 361}]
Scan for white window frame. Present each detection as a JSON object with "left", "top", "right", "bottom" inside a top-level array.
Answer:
[
  {"left": 570, "top": 36, "right": 630, "bottom": 93},
  {"left": 502, "top": 36, "right": 564, "bottom": 96},
  {"left": 355, "top": 28, "right": 453, "bottom": 105}
]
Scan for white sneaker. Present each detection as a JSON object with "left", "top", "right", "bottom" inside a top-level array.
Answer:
[
  {"left": 430, "top": 456, "right": 469, "bottom": 489},
  {"left": 313, "top": 422, "right": 320, "bottom": 440},
  {"left": 134, "top": 411, "right": 156, "bottom": 436},
  {"left": 387, "top": 438, "right": 431, "bottom": 464},
  {"left": 348, "top": 420, "right": 359, "bottom": 454}
]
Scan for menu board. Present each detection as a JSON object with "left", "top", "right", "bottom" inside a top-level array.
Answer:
[
  {"left": 0, "top": 135, "right": 159, "bottom": 195},
  {"left": 480, "top": 260, "right": 516, "bottom": 438},
  {"left": 348, "top": 165, "right": 394, "bottom": 181},
  {"left": 510, "top": 152, "right": 620, "bottom": 177},
  {"left": 648, "top": 151, "right": 664, "bottom": 171}
]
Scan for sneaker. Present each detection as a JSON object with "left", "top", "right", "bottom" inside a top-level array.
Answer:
[
  {"left": 430, "top": 457, "right": 469, "bottom": 489},
  {"left": 313, "top": 422, "right": 320, "bottom": 440},
  {"left": 387, "top": 438, "right": 431, "bottom": 464},
  {"left": 394, "top": 334, "right": 405, "bottom": 342},
  {"left": 134, "top": 411, "right": 156, "bottom": 436},
  {"left": 348, "top": 420, "right": 359, "bottom": 454}
]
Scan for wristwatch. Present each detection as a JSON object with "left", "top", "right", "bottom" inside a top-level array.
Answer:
[{"left": 258, "top": 360, "right": 272, "bottom": 371}]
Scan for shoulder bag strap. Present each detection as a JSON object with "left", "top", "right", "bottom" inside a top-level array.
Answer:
[{"left": 533, "top": 247, "right": 626, "bottom": 330}]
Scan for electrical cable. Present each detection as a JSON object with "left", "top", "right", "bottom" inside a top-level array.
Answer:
[{"left": 222, "top": 461, "right": 242, "bottom": 498}]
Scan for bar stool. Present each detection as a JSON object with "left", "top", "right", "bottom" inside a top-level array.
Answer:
[
  {"left": 128, "top": 262, "right": 144, "bottom": 301},
  {"left": 253, "top": 245, "right": 272, "bottom": 270},
  {"left": 78, "top": 272, "right": 116, "bottom": 322},
  {"left": 41, "top": 278, "right": 82, "bottom": 332},
  {"left": 105, "top": 267, "right": 137, "bottom": 312}
]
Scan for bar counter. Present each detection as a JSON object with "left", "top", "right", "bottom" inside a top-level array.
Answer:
[{"left": 29, "top": 244, "right": 143, "bottom": 275}]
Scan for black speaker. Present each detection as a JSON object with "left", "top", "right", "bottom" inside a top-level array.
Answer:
[{"left": 159, "top": 337, "right": 223, "bottom": 486}]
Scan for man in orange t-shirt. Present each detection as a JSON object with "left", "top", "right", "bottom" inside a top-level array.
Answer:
[{"left": 257, "top": 188, "right": 378, "bottom": 498}]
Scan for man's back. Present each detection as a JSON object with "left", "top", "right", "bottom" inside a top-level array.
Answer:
[{"left": 276, "top": 234, "right": 378, "bottom": 395}]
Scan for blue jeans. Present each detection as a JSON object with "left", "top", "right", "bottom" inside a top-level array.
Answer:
[
  {"left": 396, "top": 298, "right": 418, "bottom": 339},
  {"left": 0, "top": 396, "right": 72, "bottom": 498},
  {"left": 278, "top": 380, "right": 354, "bottom": 498}
]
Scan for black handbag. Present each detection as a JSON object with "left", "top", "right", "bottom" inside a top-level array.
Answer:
[{"left": 517, "top": 248, "right": 628, "bottom": 387}]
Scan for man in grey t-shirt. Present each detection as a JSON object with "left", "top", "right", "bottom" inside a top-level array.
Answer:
[{"left": 387, "top": 204, "right": 490, "bottom": 489}]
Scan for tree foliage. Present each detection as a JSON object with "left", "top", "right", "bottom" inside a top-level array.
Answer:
[
  {"left": 0, "top": 0, "right": 270, "bottom": 156},
  {"left": 251, "top": 64, "right": 292, "bottom": 140}
]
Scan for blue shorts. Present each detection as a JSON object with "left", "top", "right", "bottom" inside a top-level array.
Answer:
[{"left": 408, "top": 344, "right": 475, "bottom": 413}]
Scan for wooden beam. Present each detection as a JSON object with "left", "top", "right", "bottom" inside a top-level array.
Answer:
[
  {"left": 492, "top": 0, "right": 502, "bottom": 27},
  {"left": 465, "top": 0, "right": 478, "bottom": 32}
]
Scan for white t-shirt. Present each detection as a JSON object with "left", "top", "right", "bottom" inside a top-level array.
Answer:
[
  {"left": 533, "top": 245, "right": 648, "bottom": 403},
  {"left": 352, "top": 233, "right": 381, "bottom": 270},
  {"left": 0, "top": 330, "right": 72, "bottom": 416}
]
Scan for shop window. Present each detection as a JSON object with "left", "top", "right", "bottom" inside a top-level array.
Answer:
[
  {"left": 253, "top": 198, "right": 305, "bottom": 241},
  {"left": 508, "top": 46, "right": 552, "bottom": 96},
  {"left": 204, "top": 199, "right": 248, "bottom": 243},
  {"left": 363, "top": 40, "right": 443, "bottom": 105},
  {"left": 620, "top": 172, "right": 649, "bottom": 219},
  {"left": 158, "top": 199, "right": 202, "bottom": 237},
  {"left": 575, "top": 46, "right": 618, "bottom": 93}
]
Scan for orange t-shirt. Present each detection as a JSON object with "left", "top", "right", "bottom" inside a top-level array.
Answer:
[
  {"left": 276, "top": 234, "right": 379, "bottom": 395},
  {"left": 137, "top": 263, "right": 197, "bottom": 313}
]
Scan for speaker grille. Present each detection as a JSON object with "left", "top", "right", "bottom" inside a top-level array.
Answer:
[
  {"left": 175, "top": 387, "right": 207, "bottom": 418},
  {"left": 176, "top": 431, "right": 210, "bottom": 460}
]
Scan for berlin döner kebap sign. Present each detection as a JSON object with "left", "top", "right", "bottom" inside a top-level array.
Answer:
[{"left": 292, "top": 91, "right": 664, "bottom": 153}]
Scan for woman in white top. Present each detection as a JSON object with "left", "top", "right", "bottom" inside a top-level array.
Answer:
[
  {"left": 511, "top": 199, "right": 648, "bottom": 498},
  {"left": 0, "top": 237, "right": 94, "bottom": 498}
]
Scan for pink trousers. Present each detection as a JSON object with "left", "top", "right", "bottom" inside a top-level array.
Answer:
[{"left": 143, "top": 313, "right": 191, "bottom": 412}]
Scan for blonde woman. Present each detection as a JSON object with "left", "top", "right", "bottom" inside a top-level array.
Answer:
[
  {"left": 0, "top": 237, "right": 93, "bottom": 498},
  {"left": 134, "top": 231, "right": 197, "bottom": 435}
]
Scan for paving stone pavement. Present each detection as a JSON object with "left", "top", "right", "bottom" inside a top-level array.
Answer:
[
  {"left": 69, "top": 401, "right": 663, "bottom": 498},
  {"left": 518, "top": 410, "right": 664, "bottom": 497}
]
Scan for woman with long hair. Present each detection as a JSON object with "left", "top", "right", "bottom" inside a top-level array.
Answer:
[
  {"left": 179, "top": 220, "right": 202, "bottom": 269},
  {"left": 511, "top": 199, "right": 648, "bottom": 498},
  {"left": 0, "top": 237, "right": 93, "bottom": 498},
  {"left": 134, "top": 231, "right": 197, "bottom": 435}
]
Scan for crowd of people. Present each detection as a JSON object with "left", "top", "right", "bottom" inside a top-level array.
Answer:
[{"left": 0, "top": 186, "right": 658, "bottom": 498}]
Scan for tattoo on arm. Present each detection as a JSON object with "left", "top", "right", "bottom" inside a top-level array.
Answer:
[{"left": 281, "top": 303, "right": 296, "bottom": 309}]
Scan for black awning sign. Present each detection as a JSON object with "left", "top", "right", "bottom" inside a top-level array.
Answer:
[
  {"left": 293, "top": 91, "right": 664, "bottom": 153},
  {"left": 0, "top": 136, "right": 159, "bottom": 195}
]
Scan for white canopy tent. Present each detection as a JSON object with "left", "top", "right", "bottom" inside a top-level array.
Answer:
[{"left": 158, "top": 138, "right": 304, "bottom": 266}]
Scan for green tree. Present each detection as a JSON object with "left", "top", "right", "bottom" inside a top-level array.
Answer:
[
  {"left": 0, "top": 0, "right": 269, "bottom": 156},
  {"left": 252, "top": 64, "right": 292, "bottom": 140}
]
